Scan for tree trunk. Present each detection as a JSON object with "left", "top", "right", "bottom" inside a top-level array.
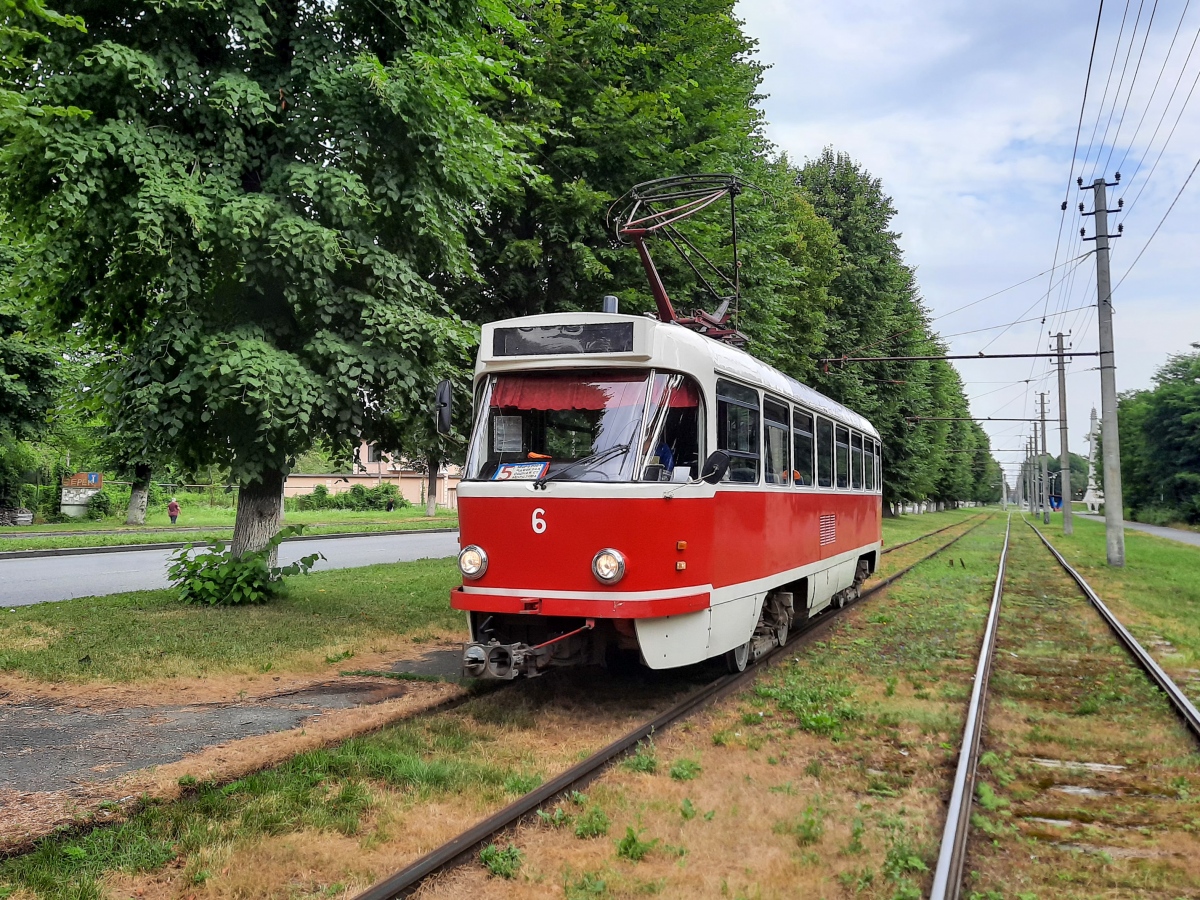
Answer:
[
  {"left": 232, "top": 470, "right": 285, "bottom": 564},
  {"left": 125, "top": 463, "right": 152, "bottom": 525},
  {"left": 425, "top": 451, "right": 438, "bottom": 517}
]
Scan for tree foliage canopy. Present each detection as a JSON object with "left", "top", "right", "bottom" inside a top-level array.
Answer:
[{"left": 1118, "top": 345, "right": 1200, "bottom": 523}]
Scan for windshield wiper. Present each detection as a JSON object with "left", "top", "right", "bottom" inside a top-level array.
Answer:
[{"left": 533, "top": 443, "right": 632, "bottom": 489}]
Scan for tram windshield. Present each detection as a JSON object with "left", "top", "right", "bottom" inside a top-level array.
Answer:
[{"left": 464, "top": 370, "right": 702, "bottom": 483}]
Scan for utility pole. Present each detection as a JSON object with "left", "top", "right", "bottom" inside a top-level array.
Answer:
[
  {"left": 1039, "top": 393, "right": 1050, "bottom": 524},
  {"left": 1054, "top": 332, "right": 1073, "bottom": 534},
  {"left": 1081, "top": 175, "right": 1126, "bottom": 566},
  {"left": 1025, "top": 437, "right": 1033, "bottom": 513}
]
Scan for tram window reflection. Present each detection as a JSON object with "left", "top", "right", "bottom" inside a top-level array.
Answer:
[
  {"left": 640, "top": 373, "right": 703, "bottom": 482},
  {"left": 835, "top": 425, "right": 850, "bottom": 489},
  {"left": 816, "top": 417, "right": 834, "bottom": 488},
  {"left": 717, "top": 379, "right": 760, "bottom": 483},
  {"left": 793, "top": 410, "right": 814, "bottom": 487},
  {"left": 763, "top": 398, "right": 790, "bottom": 485}
]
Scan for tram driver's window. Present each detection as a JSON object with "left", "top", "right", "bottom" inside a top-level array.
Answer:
[
  {"left": 835, "top": 425, "right": 850, "bottom": 488},
  {"left": 641, "top": 373, "right": 703, "bottom": 482},
  {"left": 851, "top": 433, "right": 864, "bottom": 490},
  {"left": 793, "top": 410, "right": 814, "bottom": 487},
  {"left": 816, "top": 417, "right": 833, "bottom": 488},
  {"left": 763, "top": 398, "right": 790, "bottom": 485},
  {"left": 716, "top": 379, "right": 760, "bottom": 483}
]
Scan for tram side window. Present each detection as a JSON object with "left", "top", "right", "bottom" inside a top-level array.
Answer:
[
  {"left": 835, "top": 425, "right": 850, "bottom": 489},
  {"left": 763, "top": 398, "right": 790, "bottom": 485},
  {"left": 816, "top": 417, "right": 834, "bottom": 488},
  {"left": 864, "top": 439, "right": 876, "bottom": 491},
  {"left": 793, "top": 410, "right": 815, "bottom": 487},
  {"left": 716, "top": 379, "right": 760, "bottom": 483},
  {"left": 851, "top": 433, "right": 864, "bottom": 490},
  {"left": 874, "top": 440, "right": 883, "bottom": 490}
]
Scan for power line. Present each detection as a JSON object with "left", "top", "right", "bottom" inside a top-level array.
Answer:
[
  {"left": 1111, "top": 0, "right": 1193, "bottom": 178},
  {"left": 1090, "top": 0, "right": 1152, "bottom": 182},
  {"left": 1113, "top": 153, "right": 1200, "bottom": 290}
]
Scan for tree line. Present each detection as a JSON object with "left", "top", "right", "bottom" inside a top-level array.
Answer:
[
  {"left": 1116, "top": 345, "right": 1200, "bottom": 525},
  {"left": 0, "top": 0, "right": 1001, "bottom": 550}
]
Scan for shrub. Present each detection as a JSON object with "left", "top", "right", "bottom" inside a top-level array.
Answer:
[
  {"left": 573, "top": 805, "right": 610, "bottom": 839},
  {"left": 168, "top": 526, "right": 322, "bottom": 606},
  {"left": 292, "top": 482, "right": 408, "bottom": 512},
  {"left": 86, "top": 489, "right": 115, "bottom": 519}
]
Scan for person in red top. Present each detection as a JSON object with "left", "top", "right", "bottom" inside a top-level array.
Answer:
[{"left": 167, "top": 497, "right": 180, "bottom": 525}]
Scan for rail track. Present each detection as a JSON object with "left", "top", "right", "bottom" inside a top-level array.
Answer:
[
  {"left": 930, "top": 515, "right": 1200, "bottom": 900},
  {"left": 353, "top": 515, "right": 990, "bottom": 900},
  {"left": 880, "top": 510, "right": 988, "bottom": 556}
]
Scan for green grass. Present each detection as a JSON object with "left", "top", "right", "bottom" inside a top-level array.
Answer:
[
  {"left": 0, "top": 508, "right": 457, "bottom": 552},
  {"left": 879, "top": 506, "right": 983, "bottom": 548},
  {"left": 0, "top": 716, "right": 534, "bottom": 900},
  {"left": 1033, "top": 512, "right": 1200, "bottom": 668},
  {"left": 0, "top": 558, "right": 464, "bottom": 682}
]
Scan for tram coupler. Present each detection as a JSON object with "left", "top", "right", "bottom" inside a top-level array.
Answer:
[
  {"left": 462, "top": 619, "right": 596, "bottom": 680},
  {"left": 461, "top": 641, "right": 540, "bottom": 680}
]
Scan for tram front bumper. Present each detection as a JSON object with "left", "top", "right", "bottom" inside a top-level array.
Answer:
[{"left": 450, "top": 588, "right": 710, "bottom": 619}]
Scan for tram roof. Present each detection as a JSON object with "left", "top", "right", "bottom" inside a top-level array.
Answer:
[{"left": 478, "top": 313, "right": 880, "bottom": 440}]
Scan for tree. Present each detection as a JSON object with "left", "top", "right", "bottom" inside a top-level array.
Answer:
[
  {"left": 0, "top": 304, "right": 59, "bottom": 506},
  {"left": 2, "top": 0, "right": 529, "bottom": 556},
  {"left": 1116, "top": 346, "right": 1200, "bottom": 522}
]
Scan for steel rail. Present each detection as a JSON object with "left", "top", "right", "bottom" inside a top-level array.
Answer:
[
  {"left": 929, "top": 515, "right": 1011, "bottom": 900},
  {"left": 352, "top": 517, "right": 991, "bottom": 900},
  {"left": 881, "top": 512, "right": 988, "bottom": 556},
  {"left": 1027, "top": 519, "right": 1200, "bottom": 740}
]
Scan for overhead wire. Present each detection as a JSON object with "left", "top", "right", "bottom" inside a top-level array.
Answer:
[
  {"left": 1111, "top": 0, "right": 1194, "bottom": 178},
  {"left": 1113, "top": 153, "right": 1200, "bottom": 290},
  {"left": 1088, "top": 0, "right": 1152, "bottom": 183}
]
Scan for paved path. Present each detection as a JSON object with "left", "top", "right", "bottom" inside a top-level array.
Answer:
[
  {"left": 1078, "top": 514, "right": 1200, "bottom": 548},
  {"left": 0, "top": 531, "right": 460, "bottom": 608}
]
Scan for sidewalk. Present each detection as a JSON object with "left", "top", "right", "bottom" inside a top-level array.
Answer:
[{"left": 1078, "top": 514, "right": 1200, "bottom": 549}]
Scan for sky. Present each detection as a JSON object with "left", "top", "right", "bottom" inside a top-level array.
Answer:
[{"left": 736, "top": 0, "right": 1200, "bottom": 490}]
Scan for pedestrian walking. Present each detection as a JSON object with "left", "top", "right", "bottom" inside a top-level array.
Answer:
[{"left": 168, "top": 497, "right": 180, "bottom": 525}]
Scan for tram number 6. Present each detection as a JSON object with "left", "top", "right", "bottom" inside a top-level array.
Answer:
[{"left": 532, "top": 508, "right": 547, "bottom": 534}]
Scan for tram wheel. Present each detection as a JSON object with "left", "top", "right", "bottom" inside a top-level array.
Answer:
[
  {"left": 774, "top": 621, "right": 789, "bottom": 648},
  {"left": 725, "top": 641, "right": 750, "bottom": 673}
]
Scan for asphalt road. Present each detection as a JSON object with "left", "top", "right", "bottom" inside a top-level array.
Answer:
[
  {"left": 0, "top": 531, "right": 461, "bottom": 608},
  {"left": 1078, "top": 514, "right": 1200, "bottom": 548}
]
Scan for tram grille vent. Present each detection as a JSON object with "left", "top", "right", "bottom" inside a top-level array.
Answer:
[{"left": 819, "top": 515, "right": 837, "bottom": 545}]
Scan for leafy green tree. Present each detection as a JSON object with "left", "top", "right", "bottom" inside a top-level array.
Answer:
[
  {"left": 2, "top": 0, "right": 529, "bottom": 555},
  {"left": 1117, "top": 346, "right": 1200, "bottom": 522},
  {"left": 0, "top": 304, "right": 59, "bottom": 506}
]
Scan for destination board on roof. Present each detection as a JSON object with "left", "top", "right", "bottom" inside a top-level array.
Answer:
[{"left": 63, "top": 472, "right": 103, "bottom": 488}]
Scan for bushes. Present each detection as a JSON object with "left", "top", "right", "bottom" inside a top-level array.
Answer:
[
  {"left": 293, "top": 482, "right": 408, "bottom": 512},
  {"left": 168, "top": 526, "right": 323, "bottom": 605},
  {"left": 86, "top": 489, "right": 115, "bottom": 519}
]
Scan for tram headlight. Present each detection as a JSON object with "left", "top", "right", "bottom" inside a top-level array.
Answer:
[
  {"left": 458, "top": 545, "right": 488, "bottom": 580},
  {"left": 591, "top": 548, "right": 626, "bottom": 585}
]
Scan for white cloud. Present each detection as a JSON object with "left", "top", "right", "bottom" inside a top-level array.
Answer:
[{"left": 737, "top": 0, "right": 1200, "bottom": 467}]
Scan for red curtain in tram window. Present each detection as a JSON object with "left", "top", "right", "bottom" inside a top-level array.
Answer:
[
  {"left": 491, "top": 373, "right": 647, "bottom": 410},
  {"left": 650, "top": 376, "right": 700, "bottom": 409}
]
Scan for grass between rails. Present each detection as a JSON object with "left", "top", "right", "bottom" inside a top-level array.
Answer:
[
  {"left": 416, "top": 517, "right": 1009, "bottom": 898},
  {"left": 0, "top": 559, "right": 464, "bottom": 682},
  {"left": 880, "top": 506, "right": 984, "bottom": 548},
  {"left": 965, "top": 522, "right": 1200, "bottom": 898},
  {"left": 1034, "top": 513, "right": 1200, "bottom": 680}
]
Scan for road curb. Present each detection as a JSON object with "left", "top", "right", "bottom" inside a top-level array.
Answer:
[{"left": 0, "top": 528, "right": 460, "bottom": 561}]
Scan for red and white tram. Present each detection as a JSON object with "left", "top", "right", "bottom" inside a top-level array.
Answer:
[{"left": 452, "top": 311, "right": 884, "bottom": 678}]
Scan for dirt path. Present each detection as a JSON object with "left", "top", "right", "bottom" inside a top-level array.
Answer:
[{"left": 0, "top": 645, "right": 467, "bottom": 853}]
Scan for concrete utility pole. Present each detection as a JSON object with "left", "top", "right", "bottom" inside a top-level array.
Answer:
[
  {"left": 1054, "top": 332, "right": 1074, "bottom": 534},
  {"left": 1084, "top": 176, "right": 1126, "bottom": 566},
  {"left": 1039, "top": 393, "right": 1051, "bottom": 524},
  {"left": 1025, "top": 437, "right": 1034, "bottom": 513}
]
